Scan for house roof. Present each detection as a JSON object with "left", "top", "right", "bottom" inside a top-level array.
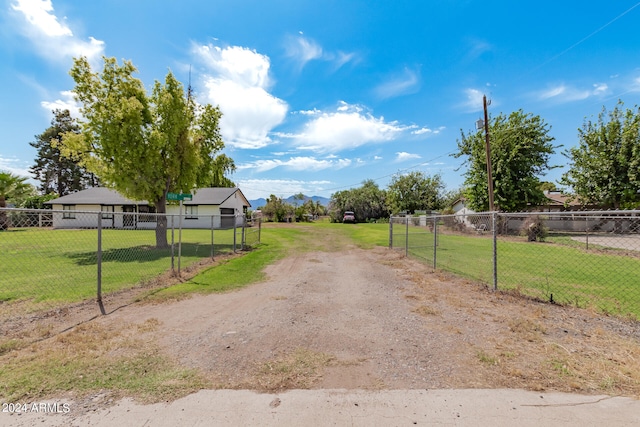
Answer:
[
  {"left": 184, "top": 188, "right": 251, "bottom": 207},
  {"left": 542, "top": 191, "right": 580, "bottom": 206},
  {"left": 44, "top": 187, "right": 140, "bottom": 205},
  {"left": 45, "top": 187, "right": 251, "bottom": 207}
]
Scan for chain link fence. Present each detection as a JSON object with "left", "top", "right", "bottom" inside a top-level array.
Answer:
[
  {"left": 390, "top": 210, "right": 640, "bottom": 320},
  {"left": 0, "top": 208, "right": 260, "bottom": 326}
]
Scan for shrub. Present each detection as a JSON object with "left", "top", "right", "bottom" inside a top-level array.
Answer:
[{"left": 520, "top": 215, "right": 548, "bottom": 242}]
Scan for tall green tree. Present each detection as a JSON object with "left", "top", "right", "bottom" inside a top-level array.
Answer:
[
  {"left": 30, "top": 109, "right": 97, "bottom": 196},
  {"left": 455, "top": 110, "right": 558, "bottom": 212},
  {"left": 58, "top": 56, "right": 230, "bottom": 247},
  {"left": 208, "top": 154, "right": 236, "bottom": 187},
  {"left": 0, "top": 171, "right": 34, "bottom": 230},
  {"left": 261, "top": 195, "right": 289, "bottom": 222},
  {"left": 0, "top": 171, "right": 32, "bottom": 208},
  {"left": 329, "top": 180, "right": 389, "bottom": 222},
  {"left": 560, "top": 102, "right": 640, "bottom": 209},
  {"left": 386, "top": 171, "right": 444, "bottom": 214}
]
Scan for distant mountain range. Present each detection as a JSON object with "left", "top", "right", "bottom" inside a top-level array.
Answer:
[{"left": 248, "top": 195, "right": 330, "bottom": 209}]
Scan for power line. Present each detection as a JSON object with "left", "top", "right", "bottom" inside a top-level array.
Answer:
[{"left": 523, "top": 2, "right": 640, "bottom": 78}]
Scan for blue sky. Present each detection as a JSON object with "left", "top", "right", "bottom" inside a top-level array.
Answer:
[{"left": 2, "top": 0, "right": 640, "bottom": 200}]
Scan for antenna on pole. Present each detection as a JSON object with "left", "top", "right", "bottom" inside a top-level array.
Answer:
[
  {"left": 483, "top": 95, "right": 495, "bottom": 212},
  {"left": 187, "top": 65, "right": 193, "bottom": 102}
]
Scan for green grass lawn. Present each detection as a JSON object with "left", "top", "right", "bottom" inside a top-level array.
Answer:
[
  {"left": 400, "top": 228, "right": 640, "bottom": 319},
  {"left": 0, "top": 227, "right": 238, "bottom": 305},
  {"left": 3, "top": 221, "right": 639, "bottom": 320}
]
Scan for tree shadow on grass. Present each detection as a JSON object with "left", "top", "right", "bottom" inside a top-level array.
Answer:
[{"left": 66, "top": 243, "right": 235, "bottom": 266}]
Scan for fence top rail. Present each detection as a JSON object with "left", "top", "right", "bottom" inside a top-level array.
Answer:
[
  {"left": 0, "top": 207, "right": 246, "bottom": 218},
  {"left": 390, "top": 209, "right": 640, "bottom": 220},
  {"left": 499, "top": 210, "right": 640, "bottom": 217}
]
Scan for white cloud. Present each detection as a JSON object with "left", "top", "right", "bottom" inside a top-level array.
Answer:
[
  {"left": 236, "top": 178, "right": 333, "bottom": 200},
  {"left": 465, "top": 38, "right": 493, "bottom": 62},
  {"left": 373, "top": 67, "right": 420, "bottom": 100},
  {"left": 238, "top": 156, "right": 351, "bottom": 172},
  {"left": 193, "top": 43, "right": 288, "bottom": 149},
  {"left": 593, "top": 83, "right": 608, "bottom": 95},
  {"left": 193, "top": 44, "right": 272, "bottom": 88},
  {"left": 536, "top": 83, "right": 606, "bottom": 103},
  {"left": 410, "top": 125, "right": 445, "bottom": 136},
  {"left": 40, "top": 90, "right": 81, "bottom": 116},
  {"left": 0, "top": 156, "right": 32, "bottom": 178},
  {"left": 332, "top": 51, "right": 358, "bottom": 70},
  {"left": 395, "top": 152, "right": 421, "bottom": 162},
  {"left": 11, "top": 0, "right": 105, "bottom": 64},
  {"left": 459, "top": 88, "right": 486, "bottom": 112},
  {"left": 285, "top": 35, "right": 323, "bottom": 70},
  {"left": 295, "top": 108, "right": 322, "bottom": 116},
  {"left": 294, "top": 102, "right": 407, "bottom": 153},
  {"left": 284, "top": 34, "right": 358, "bottom": 72}
]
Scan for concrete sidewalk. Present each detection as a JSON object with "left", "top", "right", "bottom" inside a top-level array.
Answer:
[{"left": 2, "top": 389, "right": 639, "bottom": 426}]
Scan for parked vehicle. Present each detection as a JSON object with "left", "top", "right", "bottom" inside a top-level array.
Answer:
[{"left": 343, "top": 211, "right": 356, "bottom": 223}]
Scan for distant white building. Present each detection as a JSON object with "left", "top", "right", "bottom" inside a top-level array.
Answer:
[{"left": 45, "top": 187, "right": 251, "bottom": 229}]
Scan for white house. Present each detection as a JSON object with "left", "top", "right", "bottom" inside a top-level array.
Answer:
[{"left": 45, "top": 187, "right": 251, "bottom": 229}]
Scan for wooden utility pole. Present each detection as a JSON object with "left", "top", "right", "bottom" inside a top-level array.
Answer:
[{"left": 483, "top": 95, "right": 495, "bottom": 212}]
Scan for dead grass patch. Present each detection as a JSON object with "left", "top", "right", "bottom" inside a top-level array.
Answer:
[
  {"left": 253, "top": 348, "right": 336, "bottom": 392},
  {"left": 413, "top": 305, "right": 441, "bottom": 317},
  {"left": 0, "top": 320, "right": 209, "bottom": 403}
]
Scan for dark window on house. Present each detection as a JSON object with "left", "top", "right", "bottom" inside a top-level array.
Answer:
[
  {"left": 185, "top": 205, "right": 198, "bottom": 219},
  {"left": 220, "top": 208, "right": 234, "bottom": 229},
  {"left": 139, "top": 205, "right": 157, "bottom": 222},
  {"left": 101, "top": 205, "right": 114, "bottom": 219},
  {"left": 63, "top": 205, "right": 76, "bottom": 219}
]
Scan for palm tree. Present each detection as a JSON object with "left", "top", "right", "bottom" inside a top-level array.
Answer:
[{"left": 0, "top": 171, "right": 32, "bottom": 230}]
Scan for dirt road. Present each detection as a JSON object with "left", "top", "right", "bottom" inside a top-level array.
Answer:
[{"left": 2, "top": 224, "right": 640, "bottom": 425}]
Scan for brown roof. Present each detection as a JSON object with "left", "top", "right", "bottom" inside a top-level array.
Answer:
[{"left": 543, "top": 191, "right": 579, "bottom": 206}]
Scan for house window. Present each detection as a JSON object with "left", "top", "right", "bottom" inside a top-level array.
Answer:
[
  {"left": 101, "top": 205, "right": 114, "bottom": 219},
  {"left": 62, "top": 205, "right": 76, "bottom": 219},
  {"left": 185, "top": 205, "right": 198, "bottom": 219},
  {"left": 139, "top": 205, "right": 157, "bottom": 222}
]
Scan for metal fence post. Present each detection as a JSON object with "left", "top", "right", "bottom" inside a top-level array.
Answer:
[
  {"left": 211, "top": 215, "right": 215, "bottom": 259},
  {"left": 97, "top": 213, "right": 105, "bottom": 314},
  {"left": 585, "top": 216, "right": 589, "bottom": 250},
  {"left": 241, "top": 214, "right": 246, "bottom": 251},
  {"left": 171, "top": 215, "right": 175, "bottom": 274},
  {"left": 433, "top": 215, "right": 437, "bottom": 269},
  {"left": 492, "top": 212, "right": 498, "bottom": 291},
  {"left": 389, "top": 216, "right": 393, "bottom": 249},
  {"left": 178, "top": 204, "right": 183, "bottom": 276},
  {"left": 405, "top": 215, "right": 409, "bottom": 257},
  {"left": 233, "top": 215, "right": 237, "bottom": 253}
]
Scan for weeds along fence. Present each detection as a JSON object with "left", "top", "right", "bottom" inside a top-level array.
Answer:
[
  {"left": 0, "top": 208, "right": 261, "bottom": 321},
  {"left": 390, "top": 210, "right": 640, "bottom": 320}
]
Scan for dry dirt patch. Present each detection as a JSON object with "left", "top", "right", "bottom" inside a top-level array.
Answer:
[
  {"left": 3, "top": 230, "right": 640, "bottom": 409},
  {"left": 101, "top": 245, "right": 640, "bottom": 397}
]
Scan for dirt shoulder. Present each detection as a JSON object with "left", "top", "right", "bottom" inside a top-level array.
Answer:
[
  {"left": 89, "top": 243, "right": 640, "bottom": 396},
  {"left": 2, "top": 223, "right": 639, "bottom": 425}
]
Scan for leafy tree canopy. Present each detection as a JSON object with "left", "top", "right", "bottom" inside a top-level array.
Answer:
[
  {"left": 0, "top": 171, "right": 34, "bottom": 208},
  {"left": 455, "top": 110, "right": 558, "bottom": 212},
  {"left": 329, "top": 179, "right": 389, "bottom": 222},
  {"left": 0, "top": 171, "right": 36, "bottom": 230},
  {"left": 58, "top": 56, "right": 231, "bottom": 247},
  {"left": 30, "top": 109, "right": 98, "bottom": 196},
  {"left": 386, "top": 172, "right": 444, "bottom": 214},
  {"left": 560, "top": 101, "right": 640, "bottom": 209}
]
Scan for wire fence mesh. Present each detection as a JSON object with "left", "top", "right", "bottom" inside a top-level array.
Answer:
[
  {"left": 390, "top": 210, "right": 640, "bottom": 320},
  {"left": 0, "top": 208, "right": 260, "bottom": 327}
]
